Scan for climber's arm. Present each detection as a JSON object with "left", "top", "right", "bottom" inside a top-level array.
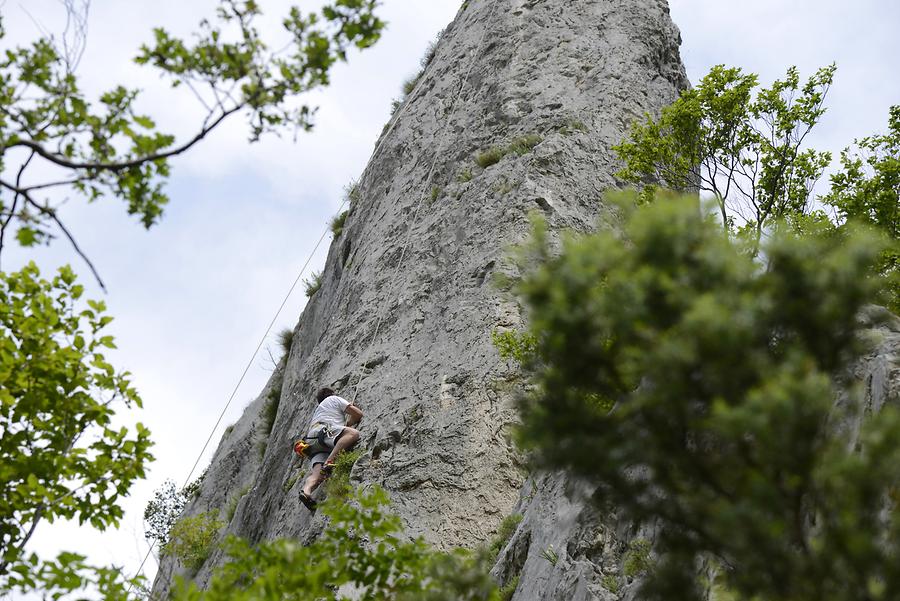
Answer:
[{"left": 345, "top": 404, "right": 363, "bottom": 427}]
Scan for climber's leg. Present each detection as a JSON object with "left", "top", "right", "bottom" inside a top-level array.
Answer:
[
  {"left": 323, "top": 427, "right": 360, "bottom": 467},
  {"left": 302, "top": 461, "right": 326, "bottom": 496}
]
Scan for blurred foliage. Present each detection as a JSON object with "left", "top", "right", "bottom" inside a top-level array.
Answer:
[
  {"left": 169, "top": 486, "right": 500, "bottom": 601},
  {"left": 0, "top": 262, "right": 153, "bottom": 596},
  {"left": 511, "top": 194, "right": 900, "bottom": 600}
]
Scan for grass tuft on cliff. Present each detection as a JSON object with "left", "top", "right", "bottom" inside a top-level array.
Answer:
[
  {"left": 324, "top": 448, "right": 364, "bottom": 500},
  {"left": 330, "top": 210, "right": 349, "bottom": 238},
  {"left": 304, "top": 271, "right": 322, "bottom": 297},
  {"left": 486, "top": 513, "right": 523, "bottom": 561}
]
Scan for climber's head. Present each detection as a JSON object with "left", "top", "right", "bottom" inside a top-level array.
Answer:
[{"left": 315, "top": 387, "right": 334, "bottom": 404}]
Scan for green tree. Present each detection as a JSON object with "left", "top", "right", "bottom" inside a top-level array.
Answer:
[
  {"left": 168, "top": 486, "right": 499, "bottom": 601},
  {"left": 0, "top": 262, "right": 153, "bottom": 596},
  {"left": 510, "top": 195, "right": 900, "bottom": 601},
  {"left": 614, "top": 65, "right": 835, "bottom": 246},
  {"left": 144, "top": 479, "right": 190, "bottom": 551},
  {"left": 0, "top": 1, "right": 384, "bottom": 597},
  {"left": 824, "top": 105, "right": 900, "bottom": 312},
  {"left": 0, "top": 0, "right": 384, "bottom": 286},
  {"left": 615, "top": 62, "right": 899, "bottom": 308}
]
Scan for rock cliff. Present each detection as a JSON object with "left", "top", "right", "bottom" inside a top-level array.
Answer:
[{"left": 150, "top": 0, "right": 695, "bottom": 597}]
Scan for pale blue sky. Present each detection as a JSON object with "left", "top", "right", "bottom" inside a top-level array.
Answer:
[{"left": 2, "top": 0, "right": 898, "bottom": 590}]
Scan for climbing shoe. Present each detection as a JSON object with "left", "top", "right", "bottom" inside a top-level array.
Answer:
[
  {"left": 299, "top": 492, "right": 317, "bottom": 513},
  {"left": 321, "top": 462, "right": 336, "bottom": 476}
]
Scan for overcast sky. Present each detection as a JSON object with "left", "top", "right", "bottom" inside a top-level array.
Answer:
[{"left": 2, "top": 0, "right": 899, "bottom": 593}]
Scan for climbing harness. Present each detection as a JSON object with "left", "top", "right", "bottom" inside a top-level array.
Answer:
[{"left": 291, "top": 423, "right": 333, "bottom": 458}]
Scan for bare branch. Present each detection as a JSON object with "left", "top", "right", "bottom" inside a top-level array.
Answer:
[{"left": 0, "top": 178, "right": 106, "bottom": 291}]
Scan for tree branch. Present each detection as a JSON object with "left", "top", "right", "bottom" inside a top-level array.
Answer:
[
  {"left": 8, "top": 103, "right": 243, "bottom": 172},
  {"left": 0, "top": 151, "right": 36, "bottom": 268},
  {"left": 0, "top": 178, "right": 106, "bottom": 291}
]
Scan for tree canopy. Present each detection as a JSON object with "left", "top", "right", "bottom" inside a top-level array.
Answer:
[
  {"left": 614, "top": 64, "right": 899, "bottom": 309},
  {"left": 0, "top": 0, "right": 384, "bottom": 287}
]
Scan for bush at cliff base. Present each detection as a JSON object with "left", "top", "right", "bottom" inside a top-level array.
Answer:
[{"left": 169, "top": 486, "right": 501, "bottom": 601}]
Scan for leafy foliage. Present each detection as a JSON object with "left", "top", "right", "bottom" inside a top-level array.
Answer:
[
  {"left": 623, "top": 539, "right": 652, "bottom": 579},
  {"left": 261, "top": 377, "right": 282, "bottom": 437},
  {"left": 824, "top": 105, "right": 900, "bottom": 312},
  {"left": 498, "top": 575, "right": 520, "bottom": 601},
  {"left": 513, "top": 195, "right": 899, "bottom": 600},
  {"left": 0, "top": 262, "right": 154, "bottom": 590},
  {"left": 539, "top": 547, "right": 559, "bottom": 566},
  {"left": 1, "top": 551, "right": 146, "bottom": 600},
  {"left": 225, "top": 485, "right": 251, "bottom": 523},
  {"left": 486, "top": 513, "right": 523, "bottom": 562},
  {"left": 0, "top": 0, "right": 384, "bottom": 281},
  {"left": 169, "top": 486, "right": 500, "bottom": 600},
  {"left": 476, "top": 134, "right": 543, "bottom": 169},
  {"left": 507, "top": 134, "right": 543, "bottom": 157},
  {"left": 476, "top": 147, "right": 506, "bottom": 169},
  {"left": 491, "top": 329, "right": 537, "bottom": 366},
  {"left": 164, "top": 511, "right": 224, "bottom": 573},
  {"left": 144, "top": 479, "right": 189, "bottom": 549},
  {"left": 344, "top": 180, "right": 361, "bottom": 204},
  {"left": 614, "top": 62, "right": 899, "bottom": 307},
  {"left": 387, "top": 29, "right": 444, "bottom": 122},
  {"left": 614, "top": 65, "right": 835, "bottom": 246},
  {"left": 277, "top": 327, "right": 294, "bottom": 357},
  {"left": 558, "top": 119, "right": 588, "bottom": 136},
  {"left": 182, "top": 468, "right": 207, "bottom": 501},
  {"left": 323, "top": 448, "right": 364, "bottom": 500}
]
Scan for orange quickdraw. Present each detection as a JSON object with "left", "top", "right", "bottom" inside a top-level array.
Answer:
[{"left": 293, "top": 439, "right": 311, "bottom": 457}]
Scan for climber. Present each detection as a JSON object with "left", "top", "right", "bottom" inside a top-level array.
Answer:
[{"left": 296, "top": 387, "right": 363, "bottom": 512}]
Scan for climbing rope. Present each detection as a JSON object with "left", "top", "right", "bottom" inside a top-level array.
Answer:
[
  {"left": 129, "top": 0, "right": 499, "bottom": 592},
  {"left": 124, "top": 196, "right": 348, "bottom": 593}
]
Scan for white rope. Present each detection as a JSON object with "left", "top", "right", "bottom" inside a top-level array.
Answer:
[{"left": 125, "top": 196, "right": 349, "bottom": 595}]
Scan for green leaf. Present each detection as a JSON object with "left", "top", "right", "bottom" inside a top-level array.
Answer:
[{"left": 15, "top": 227, "right": 39, "bottom": 247}]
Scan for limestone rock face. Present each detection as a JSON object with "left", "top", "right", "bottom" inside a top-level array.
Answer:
[{"left": 152, "top": 0, "right": 691, "bottom": 596}]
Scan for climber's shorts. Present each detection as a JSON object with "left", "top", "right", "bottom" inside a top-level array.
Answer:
[{"left": 307, "top": 423, "right": 345, "bottom": 466}]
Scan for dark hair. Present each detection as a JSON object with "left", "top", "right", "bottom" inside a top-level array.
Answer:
[{"left": 315, "top": 387, "right": 335, "bottom": 403}]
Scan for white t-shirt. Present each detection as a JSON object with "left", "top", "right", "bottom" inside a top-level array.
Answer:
[{"left": 310, "top": 395, "right": 350, "bottom": 429}]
